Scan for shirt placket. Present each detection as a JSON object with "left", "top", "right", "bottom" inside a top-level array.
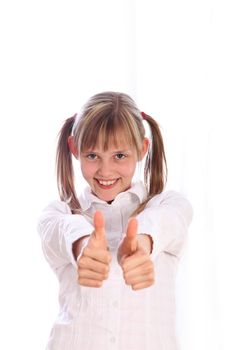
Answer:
[
  {"left": 105, "top": 206, "right": 123, "bottom": 349},
  {"left": 105, "top": 254, "right": 122, "bottom": 349}
]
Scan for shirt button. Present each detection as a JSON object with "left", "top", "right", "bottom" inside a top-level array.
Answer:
[{"left": 110, "top": 336, "right": 116, "bottom": 343}]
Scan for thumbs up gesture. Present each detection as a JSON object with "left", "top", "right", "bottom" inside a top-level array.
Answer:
[
  {"left": 77, "top": 211, "right": 111, "bottom": 288},
  {"left": 117, "top": 217, "right": 155, "bottom": 290}
]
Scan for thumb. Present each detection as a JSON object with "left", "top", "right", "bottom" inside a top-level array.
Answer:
[
  {"left": 126, "top": 217, "right": 138, "bottom": 253},
  {"left": 93, "top": 210, "right": 105, "bottom": 240}
]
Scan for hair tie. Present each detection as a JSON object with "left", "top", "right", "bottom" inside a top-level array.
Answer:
[{"left": 141, "top": 111, "right": 146, "bottom": 119}]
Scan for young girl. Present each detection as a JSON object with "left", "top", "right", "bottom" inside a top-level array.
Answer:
[{"left": 38, "top": 91, "right": 193, "bottom": 350}]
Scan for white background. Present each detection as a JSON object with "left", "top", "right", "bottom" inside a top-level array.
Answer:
[{"left": 0, "top": 1, "right": 232, "bottom": 349}]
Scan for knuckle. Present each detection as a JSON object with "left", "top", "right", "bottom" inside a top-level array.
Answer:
[
  {"left": 124, "top": 276, "right": 130, "bottom": 285},
  {"left": 77, "top": 269, "right": 83, "bottom": 277},
  {"left": 83, "top": 246, "right": 91, "bottom": 256},
  {"left": 95, "top": 274, "right": 103, "bottom": 281},
  {"left": 102, "top": 270, "right": 108, "bottom": 279},
  {"left": 149, "top": 275, "right": 155, "bottom": 284},
  {"left": 122, "top": 263, "right": 127, "bottom": 272},
  {"left": 103, "top": 265, "right": 109, "bottom": 274},
  {"left": 94, "top": 280, "right": 103, "bottom": 287},
  {"left": 78, "top": 257, "right": 86, "bottom": 268},
  {"left": 105, "top": 252, "right": 111, "bottom": 263},
  {"left": 103, "top": 273, "right": 109, "bottom": 280},
  {"left": 78, "top": 257, "right": 88, "bottom": 269},
  {"left": 144, "top": 261, "right": 154, "bottom": 271},
  {"left": 77, "top": 277, "right": 84, "bottom": 285},
  {"left": 147, "top": 265, "right": 154, "bottom": 273}
]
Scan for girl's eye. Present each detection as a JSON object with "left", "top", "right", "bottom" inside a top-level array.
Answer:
[
  {"left": 115, "top": 153, "right": 126, "bottom": 160},
  {"left": 86, "top": 153, "right": 98, "bottom": 160}
]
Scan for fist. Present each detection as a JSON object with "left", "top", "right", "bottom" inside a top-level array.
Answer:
[
  {"left": 77, "top": 211, "right": 111, "bottom": 288},
  {"left": 118, "top": 217, "right": 155, "bottom": 290}
]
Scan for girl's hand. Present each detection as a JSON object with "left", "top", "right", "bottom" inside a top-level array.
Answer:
[
  {"left": 77, "top": 211, "right": 111, "bottom": 288},
  {"left": 117, "top": 218, "right": 155, "bottom": 291}
]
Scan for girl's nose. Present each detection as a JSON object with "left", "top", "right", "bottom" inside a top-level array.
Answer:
[{"left": 97, "top": 161, "right": 113, "bottom": 178}]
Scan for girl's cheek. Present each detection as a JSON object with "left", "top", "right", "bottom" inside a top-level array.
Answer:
[
  {"left": 122, "top": 161, "right": 137, "bottom": 173},
  {"left": 80, "top": 163, "right": 93, "bottom": 178},
  {"left": 85, "top": 166, "right": 97, "bottom": 176}
]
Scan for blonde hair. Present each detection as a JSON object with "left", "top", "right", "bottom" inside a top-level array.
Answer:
[{"left": 56, "top": 91, "right": 167, "bottom": 215}]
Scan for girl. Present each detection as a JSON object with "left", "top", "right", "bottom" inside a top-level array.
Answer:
[{"left": 38, "top": 91, "right": 193, "bottom": 350}]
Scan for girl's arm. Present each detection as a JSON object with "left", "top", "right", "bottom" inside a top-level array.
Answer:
[
  {"left": 137, "top": 190, "right": 193, "bottom": 260},
  {"left": 117, "top": 191, "right": 192, "bottom": 290},
  {"left": 37, "top": 200, "right": 94, "bottom": 273}
]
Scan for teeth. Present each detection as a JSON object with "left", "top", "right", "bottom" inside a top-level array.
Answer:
[{"left": 98, "top": 179, "right": 117, "bottom": 186}]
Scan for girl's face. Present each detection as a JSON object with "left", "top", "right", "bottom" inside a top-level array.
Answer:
[{"left": 79, "top": 137, "right": 148, "bottom": 202}]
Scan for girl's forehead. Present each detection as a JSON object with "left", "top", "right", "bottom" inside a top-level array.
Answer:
[
  {"left": 86, "top": 135, "right": 136, "bottom": 152},
  {"left": 82, "top": 130, "right": 136, "bottom": 151},
  {"left": 88, "top": 139, "right": 134, "bottom": 152}
]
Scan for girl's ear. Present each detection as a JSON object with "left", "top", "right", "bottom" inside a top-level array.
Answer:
[
  {"left": 140, "top": 138, "right": 150, "bottom": 160},
  {"left": 67, "top": 136, "right": 78, "bottom": 158}
]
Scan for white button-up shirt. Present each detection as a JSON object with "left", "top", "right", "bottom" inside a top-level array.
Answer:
[{"left": 38, "top": 181, "right": 193, "bottom": 350}]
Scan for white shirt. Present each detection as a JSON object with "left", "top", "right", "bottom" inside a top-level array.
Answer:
[{"left": 38, "top": 181, "right": 193, "bottom": 350}]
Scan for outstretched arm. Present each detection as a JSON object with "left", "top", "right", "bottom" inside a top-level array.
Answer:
[
  {"left": 37, "top": 200, "right": 94, "bottom": 272},
  {"left": 137, "top": 191, "right": 193, "bottom": 260}
]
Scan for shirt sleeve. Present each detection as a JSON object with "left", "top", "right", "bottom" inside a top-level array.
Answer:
[
  {"left": 136, "top": 191, "right": 193, "bottom": 260},
  {"left": 37, "top": 200, "right": 94, "bottom": 272}
]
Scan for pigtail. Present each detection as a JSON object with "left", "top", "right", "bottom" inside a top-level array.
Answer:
[
  {"left": 143, "top": 112, "right": 167, "bottom": 195},
  {"left": 56, "top": 114, "right": 81, "bottom": 214},
  {"left": 133, "top": 112, "right": 168, "bottom": 216}
]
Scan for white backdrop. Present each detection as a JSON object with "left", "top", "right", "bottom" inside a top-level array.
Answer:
[{"left": 0, "top": 1, "right": 232, "bottom": 349}]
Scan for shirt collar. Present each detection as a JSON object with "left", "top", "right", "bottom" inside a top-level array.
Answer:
[{"left": 78, "top": 181, "right": 147, "bottom": 212}]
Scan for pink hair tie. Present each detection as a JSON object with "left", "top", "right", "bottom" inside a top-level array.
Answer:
[{"left": 141, "top": 111, "right": 146, "bottom": 119}]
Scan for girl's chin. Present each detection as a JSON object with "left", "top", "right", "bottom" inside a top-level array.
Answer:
[
  {"left": 96, "top": 192, "right": 117, "bottom": 202},
  {"left": 91, "top": 188, "right": 119, "bottom": 202},
  {"left": 90, "top": 180, "right": 131, "bottom": 202}
]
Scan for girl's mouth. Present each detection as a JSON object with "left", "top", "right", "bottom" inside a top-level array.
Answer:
[{"left": 95, "top": 178, "right": 119, "bottom": 189}]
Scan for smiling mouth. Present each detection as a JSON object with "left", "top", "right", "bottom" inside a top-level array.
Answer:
[{"left": 95, "top": 178, "right": 119, "bottom": 189}]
